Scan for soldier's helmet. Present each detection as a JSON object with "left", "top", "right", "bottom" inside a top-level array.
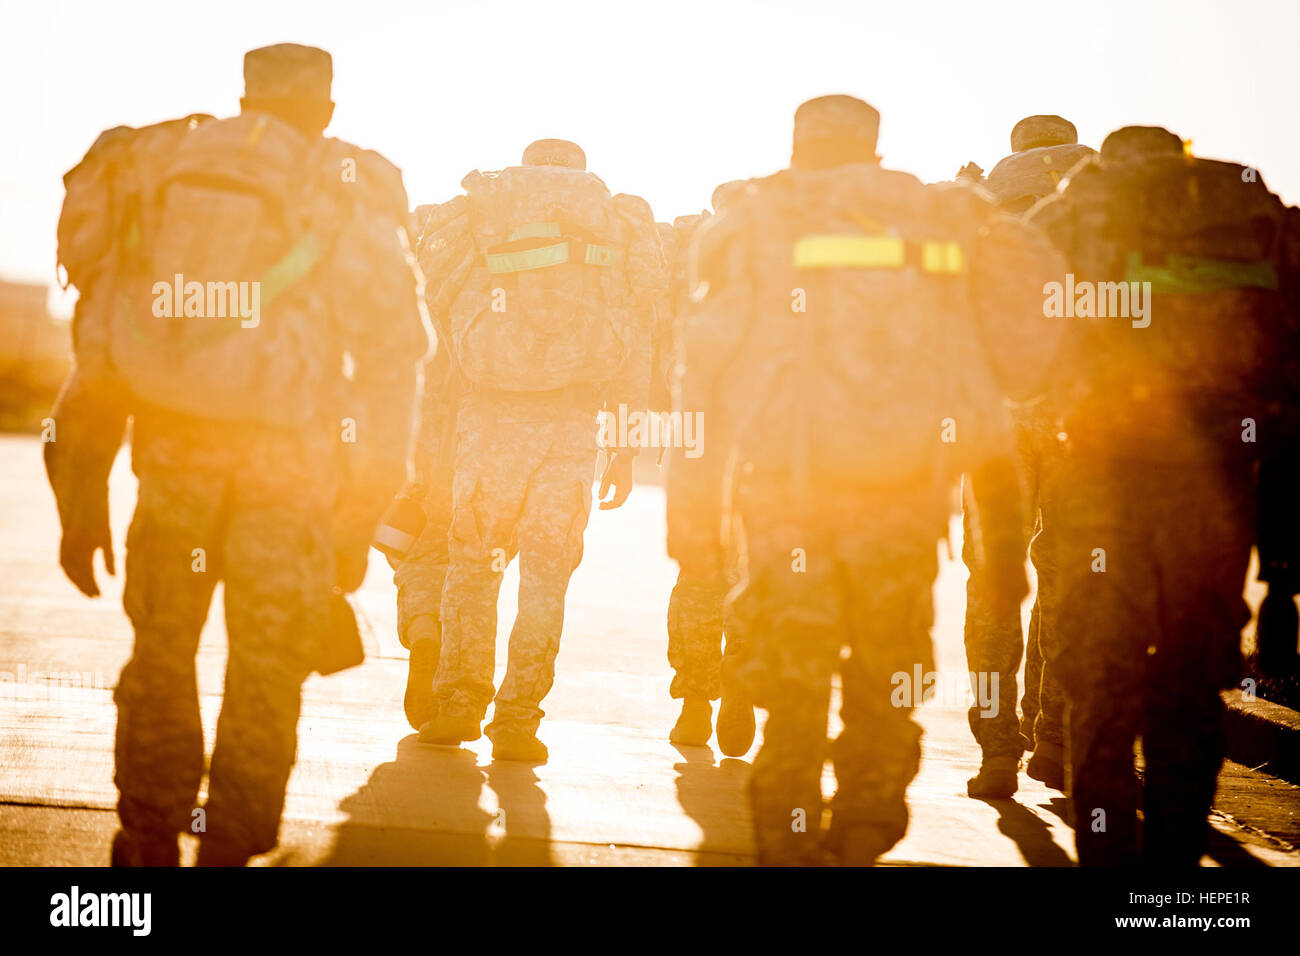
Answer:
[
  {"left": 1010, "top": 115, "right": 1077, "bottom": 153},
  {"left": 792, "top": 95, "right": 880, "bottom": 167},
  {"left": 522, "top": 139, "right": 587, "bottom": 170},
  {"left": 1100, "top": 125, "right": 1184, "bottom": 163},
  {"left": 243, "top": 43, "right": 333, "bottom": 104}
]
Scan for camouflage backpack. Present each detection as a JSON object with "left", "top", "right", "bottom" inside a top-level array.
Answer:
[
  {"left": 985, "top": 143, "right": 1096, "bottom": 214},
  {"left": 437, "top": 165, "right": 657, "bottom": 393},
  {"left": 58, "top": 111, "right": 352, "bottom": 426},
  {"left": 686, "top": 164, "right": 1025, "bottom": 490},
  {"left": 1038, "top": 152, "right": 1299, "bottom": 452}
]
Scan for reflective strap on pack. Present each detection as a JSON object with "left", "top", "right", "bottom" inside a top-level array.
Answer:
[
  {"left": 486, "top": 242, "right": 571, "bottom": 273},
  {"left": 793, "top": 234, "right": 965, "bottom": 274},
  {"left": 584, "top": 243, "right": 619, "bottom": 267},
  {"left": 794, "top": 235, "right": 904, "bottom": 270},
  {"left": 486, "top": 240, "right": 621, "bottom": 274},
  {"left": 1125, "top": 251, "right": 1279, "bottom": 294},
  {"left": 508, "top": 221, "right": 562, "bottom": 242},
  {"left": 920, "top": 240, "right": 965, "bottom": 274}
]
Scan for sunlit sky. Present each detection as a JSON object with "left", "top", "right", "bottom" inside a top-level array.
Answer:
[{"left": 2, "top": 0, "right": 1297, "bottom": 316}]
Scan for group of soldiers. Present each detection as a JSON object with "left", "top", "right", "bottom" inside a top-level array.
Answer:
[{"left": 43, "top": 42, "right": 1299, "bottom": 867}]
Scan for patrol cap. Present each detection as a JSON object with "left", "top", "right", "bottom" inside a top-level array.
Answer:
[
  {"left": 243, "top": 43, "right": 333, "bottom": 103},
  {"left": 1100, "top": 125, "right": 1184, "bottom": 163},
  {"left": 1010, "top": 115, "right": 1078, "bottom": 153},
  {"left": 793, "top": 95, "right": 880, "bottom": 152},
  {"left": 523, "top": 139, "right": 587, "bottom": 169}
]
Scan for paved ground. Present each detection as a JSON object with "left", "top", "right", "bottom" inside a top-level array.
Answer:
[{"left": 1, "top": 432, "right": 1297, "bottom": 866}]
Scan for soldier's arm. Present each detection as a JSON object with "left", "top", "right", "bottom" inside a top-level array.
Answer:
[
  {"left": 324, "top": 149, "right": 430, "bottom": 590},
  {"left": 44, "top": 363, "right": 129, "bottom": 597}
]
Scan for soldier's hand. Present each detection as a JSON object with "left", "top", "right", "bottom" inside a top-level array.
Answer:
[
  {"left": 598, "top": 451, "right": 635, "bottom": 510},
  {"left": 60, "top": 515, "right": 114, "bottom": 598},
  {"left": 1257, "top": 589, "right": 1300, "bottom": 677}
]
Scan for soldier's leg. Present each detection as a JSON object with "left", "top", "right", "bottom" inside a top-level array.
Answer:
[
  {"left": 1053, "top": 472, "right": 1150, "bottom": 866},
  {"left": 116, "top": 467, "right": 225, "bottom": 855},
  {"left": 829, "top": 538, "right": 935, "bottom": 862},
  {"left": 667, "top": 568, "right": 726, "bottom": 746},
  {"left": 715, "top": 541, "right": 756, "bottom": 755},
  {"left": 735, "top": 533, "right": 841, "bottom": 866},
  {"left": 395, "top": 506, "right": 450, "bottom": 729},
  {"left": 962, "top": 489, "right": 1028, "bottom": 805},
  {"left": 487, "top": 442, "right": 595, "bottom": 745},
  {"left": 433, "top": 423, "right": 530, "bottom": 728},
  {"left": 667, "top": 569, "right": 725, "bottom": 701},
  {"left": 203, "top": 460, "right": 334, "bottom": 858},
  {"left": 1141, "top": 471, "right": 1253, "bottom": 865}
]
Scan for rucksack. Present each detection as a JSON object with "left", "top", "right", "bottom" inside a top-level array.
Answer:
[
  {"left": 443, "top": 165, "right": 649, "bottom": 392},
  {"left": 59, "top": 111, "right": 342, "bottom": 426},
  {"left": 686, "top": 164, "right": 1016, "bottom": 490},
  {"left": 985, "top": 143, "right": 1096, "bottom": 214},
  {"left": 1049, "top": 154, "right": 1297, "bottom": 452}
]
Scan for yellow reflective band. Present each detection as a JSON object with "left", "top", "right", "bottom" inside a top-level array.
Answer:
[
  {"left": 793, "top": 235, "right": 904, "bottom": 269},
  {"left": 507, "top": 222, "right": 562, "bottom": 242},
  {"left": 486, "top": 242, "right": 570, "bottom": 273},
  {"left": 584, "top": 244, "right": 620, "bottom": 267},
  {"left": 921, "top": 241, "right": 965, "bottom": 274}
]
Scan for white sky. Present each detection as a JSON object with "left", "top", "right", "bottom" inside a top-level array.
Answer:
[{"left": 2, "top": 0, "right": 1298, "bottom": 316}]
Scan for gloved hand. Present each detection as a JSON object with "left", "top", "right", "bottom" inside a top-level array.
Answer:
[
  {"left": 983, "top": 533, "right": 1030, "bottom": 619},
  {"left": 598, "top": 451, "right": 635, "bottom": 510},
  {"left": 1257, "top": 587, "right": 1300, "bottom": 677},
  {"left": 59, "top": 485, "right": 115, "bottom": 598}
]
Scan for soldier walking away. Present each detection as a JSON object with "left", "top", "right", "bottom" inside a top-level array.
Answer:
[
  {"left": 1028, "top": 125, "right": 1300, "bottom": 864},
  {"left": 964, "top": 115, "right": 1095, "bottom": 798},
  {"left": 414, "top": 139, "right": 667, "bottom": 762},
  {"left": 376, "top": 199, "right": 470, "bottom": 730},
  {"left": 669, "top": 95, "right": 1065, "bottom": 865},
  {"left": 45, "top": 43, "right": 428, "bottom": 865},
  {"left": 661, "top": 183, "right": 757, "bottom": 755}
]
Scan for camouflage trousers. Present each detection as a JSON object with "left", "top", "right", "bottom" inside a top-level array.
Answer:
[
  {"left": 962, "top": 406, "right": 1066, "bottom": 757},
  {"left": 394, "top": 468, "right": 455, "bottom": 649},
  {"left": 732, "top": 484, "right": 941, "bottom": 865},
  {"left": 434, "top": 394, "right": 596, "bottom": 738},
  {"left": 115, "top": 420, "right": 334, "bottom": 855},
  {"left": 1051, "top": 452, "right": 1253, "bottom": 865},
  {"left": 667, "top": 543, "right": 746, "bottom": 701}
]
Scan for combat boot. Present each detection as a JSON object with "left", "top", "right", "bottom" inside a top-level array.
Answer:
[
  {"left": 110, "top": 828, "right": 179, "bottom": 867},
  {"left": 418, "top": 711, "right": 482, "bottom": 745},
  {"left": 1026, "top": 739, "right": 1066, "bottom": 792},
  {"left": 403, "top": 637, "right": 439, "bottom": 731},
  {"left": 966, "top": 753, "right": 1020, "bottom": 799},
  {"left": 490, "top": 728, "right": 548, "bottom": 763},
  {"left": 716, "top": 689, "right": 755, "bottom": 757},
  {"left": 669, "top": 697, "right": 712, "bottom": 746}
]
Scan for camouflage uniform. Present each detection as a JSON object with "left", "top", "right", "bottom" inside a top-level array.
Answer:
[
  {"left": 670, "top": 96, "right": 1064, "bottom": 864},
  {"left": 962, "top": 117, "right": 1094, "bottom": 777},
  {"left": 416, "top": 140, "right": 666, "bottom": 752},
  {"left": 1028, "top": 126, "right": 1300, "bottom": 864},
  {"left": 661, "top": 207, "right": 746, "bottom": 708},
  {"left": 45, "top": 44, "right": 427, "bottom": 862}
]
